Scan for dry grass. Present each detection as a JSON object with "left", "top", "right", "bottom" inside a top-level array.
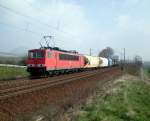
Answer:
[{"left": 75, "top": 75, "right": 150, "bottom": 121}]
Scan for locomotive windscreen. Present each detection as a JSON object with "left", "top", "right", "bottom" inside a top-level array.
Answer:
[{"left": 28, "top": 51, "right": 45, "bottom": 58}]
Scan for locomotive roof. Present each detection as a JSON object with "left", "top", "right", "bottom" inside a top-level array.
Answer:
[{"left": 29, "top": 47, "right": 79, "bottom": 54}]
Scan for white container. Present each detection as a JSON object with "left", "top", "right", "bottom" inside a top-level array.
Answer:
[
  {"left": 99, "top": 57, "right": 108, "bottom": 67},
  {"left": 84, "top": 55, "right": 102, "bottom": 68}
]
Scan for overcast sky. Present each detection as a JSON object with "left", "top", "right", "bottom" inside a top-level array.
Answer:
[{"left": 0, "top": 0, "right": 150, "bottom": 61}]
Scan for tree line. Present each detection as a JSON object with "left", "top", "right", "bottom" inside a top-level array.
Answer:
[
  {"left": 0, "top": 56, "right": 27, "bottom": 66},
  {"left": 98, "top": 47, "right": 119, "bottom": 65},
  {"left": 98, "top": 46, "right": 143, "bottom": 67}
]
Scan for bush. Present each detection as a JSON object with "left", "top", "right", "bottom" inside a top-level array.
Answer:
[
  {"left": 0, "top": 56, "right": 27, "bottom": 66},
  {"left": 147, "top": 68, "right": 150, "bottom": 73},
  {"left": 18, "top": 56, "right": 27, "bottom": 66}
]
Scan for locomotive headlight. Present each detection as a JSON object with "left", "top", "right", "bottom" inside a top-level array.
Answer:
[
  {"left": 37, "top": 64, "right": 45, "bottom": 67},
  {"left": 27, "top": 64, "right": 35, "bottom": 67}
]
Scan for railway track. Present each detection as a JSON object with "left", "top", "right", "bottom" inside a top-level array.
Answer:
[
  {"left": 0, "top": 67, "right": 121, "bottom": 121},
  {"left": 0, "top": 67, "right": 117, "bottom": 100},
  {"left": 0, "top": 68, "right": 106, "bottom": 90},
  {"left": 0, "top": 70, "right": 94, "bottom": 90}
]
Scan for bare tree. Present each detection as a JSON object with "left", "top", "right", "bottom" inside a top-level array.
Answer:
[
  {"left": 112, "top": 55, "right": 119, "bottom": 65},
  {"left": 134, "top": 55, "right": 143, "bottom": 66},
  {"left": 18, "top": 56, "right": 27, "bottom": 66},
  {"left": 98, "top": 47, "right": 114, "bottom": 58}
]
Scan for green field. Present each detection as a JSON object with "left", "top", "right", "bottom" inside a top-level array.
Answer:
[
  {"left": 144, "top": 67, "right": 150, "bottom": 79},
  {"left": 0, "top": 66, "right": 28, "bottom": 80},
  {"left": 76, "top": 79, "right": 150, "bottom": 121}
]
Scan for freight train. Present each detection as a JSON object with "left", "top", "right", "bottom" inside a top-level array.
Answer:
[{"left": 27, "top": 47, "right": 115, "bottom": 76}]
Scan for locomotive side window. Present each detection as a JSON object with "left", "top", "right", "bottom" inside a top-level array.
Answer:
[
  {"left": 47, "top": 51, "right": 52, "bottom": 58},
  {"left": 59, "top": 54, "right": 79, "bottom": 61},
  {"left": 59, "top": 54, "right": 63, "bottom": 60}
]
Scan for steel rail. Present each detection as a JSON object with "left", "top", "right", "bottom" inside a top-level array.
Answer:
[
  {"left": 0, "top": 69, "right": 100, "bottom": 94},
  {"left": 0, "top": 68, "right": 115, "bottom": 100}
]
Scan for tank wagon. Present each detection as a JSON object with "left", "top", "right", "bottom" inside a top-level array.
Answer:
[
  {"left": 108, "top": 58, "right": 113, "bottom": 66},
  {"left": 99, "top": 57, "right": 109, "bottom": 67},
  {"left": 84, "top": 55, "right": 102, "bottom": 68},
  {"left": 27, "top": 47, "right": 115, "bottom": 76},
  {"left": 84, "top": 56, "right": 113, "bottom": 68}
]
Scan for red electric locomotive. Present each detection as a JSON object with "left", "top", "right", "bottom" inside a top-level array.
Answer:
[{"left": 27, "top": 47, "right": 85, "bottom": 76}]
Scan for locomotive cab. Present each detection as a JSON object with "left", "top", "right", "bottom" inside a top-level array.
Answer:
[{"left": 27, "top": 49, "right": 47, "bottom": 76}]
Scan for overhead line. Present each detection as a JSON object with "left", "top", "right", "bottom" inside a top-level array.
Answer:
[
  {"left": 0, "top": 21, "right": 42, "bottom": 37},
  {"left": 23, "top": 0, "right": 49, "bottom": 17},
  {"left": 0, "top": 3, "right": 78, "bottom": 39},
  {"left": 23, "top": 0, "right": 76, "bottom": 37},
  {"left": 0, "top": 21, "right": 72, "bottom": 45},
  {"left": 0, "top": 3, "right": 57, "bottom": 29}
]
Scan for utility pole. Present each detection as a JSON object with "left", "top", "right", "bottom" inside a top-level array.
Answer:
[
  {"left": 89, "top": 48, "right": 92, "bottom": 56},
  {"left": 123, "top": 48, "right": 126, "bottom": 73},
  {"left": 123, "top": 48, "right": 126, "bottom": 64}
]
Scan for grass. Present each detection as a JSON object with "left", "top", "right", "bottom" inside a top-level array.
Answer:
[
  {"left": 0, "top": 66, "right": 28, "bottom": 80},
  {"left": 144, "top": 67, "right": 150, "bottom": 79},
  {"left": 125, "top": 64, "right": 141, "bottom": 76},
  {"left": 76, "top": 79, "right": 150, "bottom": 121}
]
